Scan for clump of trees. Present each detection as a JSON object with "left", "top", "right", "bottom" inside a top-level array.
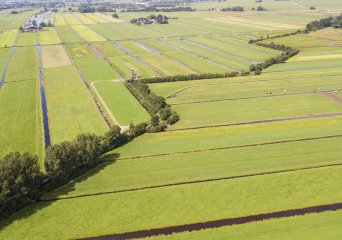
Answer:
[
  {"left": 222, "top": 6, "right": 244, "bottom": 12},
  {"left": 78, "top": 4, "right": 115, "bottom": 13},
  {"left": 304, "top": 15, "right": 342, "bottom": 32},
  {"left": 126, "top": 7, "right": 194, "bottom": 12},
  {"left": 131, "top": 14, "right": 170, "bottom": 25},
  {"left": 112, "top": 13, "right": 118, "bottom": 19},
  {"left": 252, "top": 6, "right": 267, "bottom": 11},
  {"left": 142, "top": 71, "right": 239, "bottom": 83}
]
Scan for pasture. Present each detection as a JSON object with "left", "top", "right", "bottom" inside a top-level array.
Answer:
[
  {"left": 39, "top": 28, "right": 61, "bottom": 45},
  {"left": 71, "top": 24, "right": 107, "bottom": 42},
  {"left": 0, "top": 30, "right": 18, "bottom": 47},
  {"left": 16, "top": 32, "right": 37, "bottom": 47},
  {"left": 55, "top": 25, "right": 85, "bottom": 43},
  {"left": 42, "top": 45, "right": 71, "bottom": 69}
]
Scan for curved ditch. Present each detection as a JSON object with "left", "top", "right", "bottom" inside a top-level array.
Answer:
[
  {"left": 0, "top": 46, "right": 15, "bottom": 89},
  {"left": 36, "top": 46, "right": 51, "bottom": 148}
]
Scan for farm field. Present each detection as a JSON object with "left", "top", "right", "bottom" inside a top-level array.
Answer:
[{"left": 1, "top": 3, "right": 342, "bottom": 240}]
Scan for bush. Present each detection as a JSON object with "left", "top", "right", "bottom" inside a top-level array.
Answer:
[{"left": 128, "top": 122, "right": 147, "bottom": 138}]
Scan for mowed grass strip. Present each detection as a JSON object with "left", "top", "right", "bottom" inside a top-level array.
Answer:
[
  {"left": 65, "top": 43, "right": 97, "bottom": 58},
  {"left": 44, "top": 65, "right": 108, "bottom": 143},
  {"left": 144, "top": 210, "right": 342, "bottom": 240},
  {"left": 0, "top": 29, "right": 17, "bottom": 47},
  {"left": 45, "top": 135, "right": 342, "bottom": 200},
  {"left": 42, "top": 45, "right": 71, "bottom": 69},
  {"left": 6, "top": 47, "right": 39, "bottom": 82},
  {"left": 74, "top": 57, "right": 121, "bottom": 83},
  {"left": 114, "top": 116, "right": 342, "bottom": 159},
  {"left": 171, "top": 94, "right": 342, "bottom": 129},
  {"left": 39, "top": 28, "right": 61, "bottom": 45},
  {"left": 71, "top": 24, "right": 106, "bottom": 42},
  {"left": 1, "top": 166, "right": 342, "bottom": 239},
  {"left": 140, "top": 54, "right": 195, "bottom": 76},
  {"left": 94, "top": 81, "right": 150, "bottom": 125},
  {"left": 16, "top": 32, "right": 37, "bottom": 47},
  {"left": 56, "top": 25, "right": 85, "bottom": 43},
  {"left": 108, "top": 56, "right": 157, "bottom": 79}
]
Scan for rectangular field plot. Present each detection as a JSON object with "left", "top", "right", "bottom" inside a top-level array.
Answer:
[
  {"left": 93, "top": 12, "right": 124, "bottom": 23},
  {"left": 63, "top": 13, "right": 82, "bottom": 25},
  {"left": 54, "top": 14, "right": 67, "bottom": 26},
  {"left": 88, "top": 23, "right": 165, "bottom": 41},
  {"left": 0, "top": 30, "right": 17, "bottom": 47},
  {"left": 108, "top": 56, "right": 158, "bottom": 79},
  {"left": 261, "top": 34, "right": 334, "bottom": 48},
  {"left": 73, "top": 13, "right": 96, "bottom": 24},
  {"left": 39, "top": 28, "right": 61, "bottom": 45},
  {"left": 6, "top": 47, "right": 39, "bottom": 83},
  {"left": 0, "top": 48, "right": 11, "bottom": 73},
  {"left": 44, "top": 65, "right": 108, "bottom": 143},
  {"left": 144, "top": 210, "right": 342, "bottom": 240},
  {"left": 93, "top": 81, "right": 150, "bottom": 125},
  {"left": 0, "top": 79, "right": 43, "bottom": 161},
  {"left": 2, "top": 166, "right": 341, "bottom": 239},
  {"left": 117, "top": 41, "right": 152, "bottom": 55},
  {"left": 56, "top": 25, "right": 85, "bottom": 43},
  {"left": 83, "top": 13, "right": 108, "bottom": 24},
  {"left": 71, "top": 24, "right": 106, "bottom": 42},
  {"left": 74, "top": 57, "right": 121, "bottom": 83},
  {"left": 171, "top": 94, "right": 342, "bottom": 130},
  {"left": 16, "top": 32, "right": 37, "bottom": 47},
  {"left": 288, "top": 49, "right": 342, "bottom": 62},
  {"left": 140, "top": 54, "right": 196, "bottom": 76},
  {"left": 42, "top": 45, "right": 71, "bottom": 69},
  {"left": 65, "top": 43, "right": 97, "bottom": 58},
  {"left": 91, "top": 42, "right": 127, "bottom": 58}
]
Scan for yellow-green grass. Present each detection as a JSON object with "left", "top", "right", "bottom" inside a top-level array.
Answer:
[
  {"left": 93, "top": 12, "right": 124, "bottom": 23},
  {"left": 288, "top": 49, "right": 342, "bottom": 62},
  {"left": 164, "top": 38, "right": 250, "bottom": 71},
  {"left": 140, "top": 54, "right": 195, "bottom": 76},
  {"left": 307, "top": 27, "right": 342, "bottom": 41},
  {"left": 45, "top": 131, "right": 342, "bottom": 200},
  {"left": 16, "top": 32, "right": 37, "bottom": 47},
  {"left": 41, "top": 45, "right": 71, "bottom": 69},
  {"left": 261, "top": 34, "right": 336, "bottom": 48},
  {"left": 54, "top": 14, "right": 67, "bottom": 26},
  {"left": 93, "top": 81, "right": 150, "bottom": 125},
  {"left": 71, "top": 24, "right": 106, "bottom": 42},
  {"left": 74, "top": 57, "right": 121, "bottom": 83},
  {"left": 91, "top": 42, "right": 126, "bottom": 58},
  {"left": 6, "top": 47, "right": 39, "bottom": 83},
  {"left": 0, "top": 29, "right": 17, "bottom": 47},
  {"left": 108, "top": 56, "right": 158, "bottom": 79},
  {"left": 88, "top": 23, "right": 165, "bottom": 41},
  {"left": 113, "top": 116, "right": 342, "bottom": 159},
  {"left": 0, "top": 48, "right": 11, "bottom": 72},
  {"left": 185, "top": 36, "right": 280, "bottom": 62},
  {"left": 117, "top": 41, "right": 152, "bottom": 55},
  {"left": 171, "top": 94, "right": 342, "bottom": 130},
  {"left": 144, "top": 210, "right": 342, "bottom": 240},
  {"left": 161, "top": 75, "right": 342, "bottom": 104},
  {"left": 139, "top": 39, "right": 179, "bottom": 53},
  {"left": 63, "top": 13, "right": 82, "bottom": 25},
  {"left": 65, "top": 43, "right": 97, "bottom": 58},
  {"left": 73, "top": 13, "right": 96, "bottom": 24},
  {"left": 264, "top": 59, "right": 342, "bottom": 72},
  {"left": 1, "top": 166, "right": 341, "bottom": 239},
  {"left": 83, "top": 13, "right": 109, "bottom": 24},
  {"left": 0, "top": 81, "right": 43, "bottom": 163},
  {"left": 44, "top": 65, "right": 108, "bottom": 143},
  {"left": 55, "top": 25, "right": 85, "bottom": 43},
  {"left": 39, "top": 28, "right": 61, "bottom": 45}
]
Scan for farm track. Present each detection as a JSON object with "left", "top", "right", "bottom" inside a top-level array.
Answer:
[
  {"left": 170, "top": 89, "right": 342, "bottom": 106},
  {"left": 168, "top": 113, "right": 342, "bottom": 131},
  {"left": 81, "top": 202, "right": 342, "bottom": 240},
  {"left": 41, "top": 163, "right": 342, "bottom": 202}
]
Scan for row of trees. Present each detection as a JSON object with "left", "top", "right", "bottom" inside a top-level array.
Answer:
[
  {"left": 221, "top": 6, "right": 244, "bottom": 12},
  {"left": 126, "top": 7, "right": 195, "bottom": 12},
  {"left": 79, "top": 4, "right": 115, "bottom": 13},
  {"left": 305, "top": 14, "right": 342, "bottom": 32},
  {"left": 131, "top": 15, "right": 170, "bottom": 25}
]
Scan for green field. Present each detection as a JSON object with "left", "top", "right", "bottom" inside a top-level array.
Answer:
[
  {"left": 91, "top": 42, "right": 127, "bottom": 58},
  {"left": 65, "top": 43, "right": 97, "bottom": 58},
  {"left": 0, "top": 30, "right": 18, "bottom": 47},
  {"left": 16, "top": 32, "right": 37, "bottom": 47},
  {"left": 43, "top": 65, "right": 108, "bottom": 143},
  {"left": 55, "top": 25, "right": 85, "bottom": 43},
  {"left": 39, "top": 28, "right": 61, "bottom": 45},
  {"left": 93, "top": 81, "right": 150, "bottom": 125},
  {"left": 71, "top": 24, "right": 107, "bottom": 42}
]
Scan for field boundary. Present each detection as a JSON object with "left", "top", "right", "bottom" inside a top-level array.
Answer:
[{"left": 81, "top": 202, "right": 342, "bottom": 240}]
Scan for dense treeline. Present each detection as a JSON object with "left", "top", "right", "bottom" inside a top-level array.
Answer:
[
  {"left": 141, "top": 71, "right": 239, "bottom": 83},
  {"left": 79, "top": 4, "right": 115, "bottom": 13},
  {"left": 305, "top": 14, "right": 342, "bottom": 32},
  {"left": 221, "top": 6, "right": 244, "bottom": 12},
  {"left": 130, "top": 14, "right": 170, "bottom": 25},
  {"left": 250, "top": 42, "right": 299, "bottom": 74},
  {"left": 125, "top": 80, "right": 179, "bottom": 129}
]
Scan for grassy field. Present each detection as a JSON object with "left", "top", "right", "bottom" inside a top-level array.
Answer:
[
  {"left": 54, "top": 14, "right": 67, "bottom": 26},
  {"left": 71, "top": 24, "right": 107, "bottom": 42},
  {"left": 42, "top": 45, "right": 71, "bottom": 69},
  {"left": 0, "top": 48, "right": 11, "bottom": 73},
  {"left": 65, "top": 43, "right": 97, "bottom": 58},
  {"left": 0, "top": 30, "right": 17, "bottom": 47},
  {"left": 43, "top": 65, "right": 108, "bottom": 143},
  {"left": 73, "top": 13, "right": 96, "bottom": 25},
  {"left": 74, "top": 57, "right": 121, "bottom": 83},
  {"left": 16, "top": 32, "right": 37, "bottom": 47},
  {"left": 1, "top": 166, "right": 341, "bottom": 239},
  {"left": 93, "top": 81, "right": 150, "bottom": 125},
  {"left": 144, "top": 210, "right": 342, "bottom": 240},
  {"left": 39, "top": 28, "right": 61, "bottom": 45},
  {"left": 0, "top": 47, "right": 43, "bottom": 162},
  {"left": 91, "top": 42, "right": 127, "bottom": 58},
  {"left": 63, "top": 13, "right": 82, "bottom": 25},
  {"left": 264, "top": 59, "right": 342, "bottom": 72},
  {"left": 55, "top": 25, "right": 85, "bottom": 43}
]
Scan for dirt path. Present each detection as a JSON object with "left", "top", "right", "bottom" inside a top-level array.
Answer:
[
  {"left": 323, "top": 92, "right": 342, "bottom": 105},
  {"left": 168, "top": 112, "right": 342, "bottom": 132},
  {"left": 81, "top": 202, "right": 342, "bottom": 240}
]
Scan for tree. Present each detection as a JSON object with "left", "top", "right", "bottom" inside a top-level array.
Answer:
[
  {"left": 102, "top": 125, "right": 126, "bottom": 151},
  {"left": 310, "top": 6, "right": 316, "bottom": 10},
  {"left": 112, "top": 13, "right": 118, "bottom": 19}
]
